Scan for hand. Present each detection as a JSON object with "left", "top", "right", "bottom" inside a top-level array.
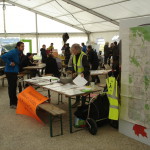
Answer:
[
  {"left": 81, "top": 73, "right": 84, "bottom": 77},
  {"left": 72, "top": 73, "right": 77, "bottom": 78},
  {"left": 10, "top": 62, "right": 15, "bottom": 66}
]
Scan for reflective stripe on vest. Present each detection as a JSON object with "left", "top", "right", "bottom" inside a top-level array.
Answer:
[
  {"left": 106, "top": 77, "right": 119, "bottom": 120},
  {"left": 73, "top": 51, "right": 85, "bottom": 74}
]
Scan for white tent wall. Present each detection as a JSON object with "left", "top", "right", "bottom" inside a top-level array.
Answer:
[
  {"left": 0, "top": 33, "right": 87, "bottom": 54},
  {"left": 38, "top": 33, "right": 88, "bottom": 54},
  {"left": 89, "top": 31, "right": 119, "bottom": 44}
]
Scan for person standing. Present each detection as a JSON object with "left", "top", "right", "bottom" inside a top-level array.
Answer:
[
  {"left": 113, "top": 41, "right": 119, "bottom": 71},
  {"left": 1, "top": 42, "right": 24, "bottom": 109},
  {"left": 40, "top": 44, "right": 47, "bottom": 63},
  {"left": 47, "top": 43, "right": 54, "bottom": 55},
  {"left": 104, "top": 42, "right": 110, "bottom": 64},
  {"left": 64, "top": 43, "right": 71, "bottom": 66},
  {"left": 81, "top": 43, "right": 87, "bottom": 53},
  {"left": 87, "top": 45, "right": 100, "bottom": 83},
  {"left": 108, "top": 43, "right": 114, "bottom": 65},
  {"left": 71, "top": 44, "right": 90, "bottom": 108}
]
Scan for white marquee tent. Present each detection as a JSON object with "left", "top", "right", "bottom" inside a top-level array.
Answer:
[{"left": 0, "top": 0, "right": 150, "bottom": 53}]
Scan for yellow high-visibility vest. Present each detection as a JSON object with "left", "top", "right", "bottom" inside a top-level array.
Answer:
[
  {"left": 106, "top": 76, "right": 119, "bottom": 120},
  {"left": 73, "top": 51, "right": 86, "bottom": 74}
]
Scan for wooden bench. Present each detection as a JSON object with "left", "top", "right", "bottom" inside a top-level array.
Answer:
[
  {"left": 0, "top": 73, "right": 26, "bottom": 87},
  {"left": 0, "top": 75, "right": 6, "bottom": 87},
  {"left": 38, "top": 103, "right": 66, "bottom": 137}
]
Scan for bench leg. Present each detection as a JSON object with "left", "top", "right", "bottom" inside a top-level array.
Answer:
[
  {"left": 49, "top": 115, "right": 63, "bottom": 137},
  {"left": 49, "top": 114, "right": 53, "bottom": 137}
]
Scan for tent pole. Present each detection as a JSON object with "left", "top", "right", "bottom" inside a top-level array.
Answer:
[
  {"left": 86, "top": 32, "right": 91, "bottom": 43},
  {"left": 35, "top": 13, "right": 39, "bottom": 54},
  {"left": 3, "top": 0, "right": 6, "bottom": 37}
]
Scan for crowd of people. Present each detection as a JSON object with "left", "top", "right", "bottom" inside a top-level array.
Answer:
[{"left": 0, "top": 41, "right": 120, "bottom": 109}]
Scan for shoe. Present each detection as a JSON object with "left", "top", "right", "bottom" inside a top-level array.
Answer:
[
  {"left": 72, "top": 101, "right": 80, "bottom": 108},
  {"left": 10, "top": 105, "right": 14, "bottom": 109},
  {"left": 12, "top": 105, "right": 17, "bottom": 109},
  {"left": 10, "top": 105, "right": 17, "bottom": 109}
]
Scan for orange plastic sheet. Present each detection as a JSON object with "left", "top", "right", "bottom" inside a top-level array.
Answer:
[{"left": 16, "top": 86, "right": 48, "bottom": 123}]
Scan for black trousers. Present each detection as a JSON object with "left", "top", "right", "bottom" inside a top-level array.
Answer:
[
  {"left": 91, "top": 65, "right": 100, "bottom": 83},
  {"left": 6, "top": 72, "right": 18, "bottom": 106},
  {"left": 104, "top": 56, "right": 108, "bottom": 64}
]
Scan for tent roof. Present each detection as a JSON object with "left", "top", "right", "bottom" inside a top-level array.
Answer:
[{"left": 5, "top": 0, "right": 150, "bottom": 33}]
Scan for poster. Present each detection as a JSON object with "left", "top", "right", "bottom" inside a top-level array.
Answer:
[
  {"left": 16, "top": 86, "right": 48, "bottom": 123},
  {"left": 120, "top": 25, "right": 150, "bottom": 128}
]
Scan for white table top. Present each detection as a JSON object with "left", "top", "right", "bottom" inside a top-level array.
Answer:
[
  {"left": 24, "top": 76, "right": 101, "bottom": 97},
  {"left": 24, "top": 76, "right": 59, "bottom": 86},
  {"left": 43, "top": 83, "right": 100, "bottom": 97}
]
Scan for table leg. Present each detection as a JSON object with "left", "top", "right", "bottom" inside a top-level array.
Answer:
[
  {"left": 61, "top": 94, "right": 63, "bottom": 103},
  {"left": 57, "top": 94, "right": 63, "bottom": 105},
  {"left": 48, "top": 90, "right": 51, "bottom": 103},
  {"left": 68, "top": 97, "right": 73, "bottom": 133},
  {"left": 58, "top": 93, "right": 60, "bottom": 104}
]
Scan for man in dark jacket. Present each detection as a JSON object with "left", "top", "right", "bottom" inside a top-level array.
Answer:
[
  {"left": 45, "top": 54, "right": 60, "bottom": 77},
  {"left": 1, "top": 42, "right": 24, "bottom": 108},
  {"left": 21, "top": 53, "right": 35, "bottom": 68},
  {"left": 71, "top": 44, "right": 90, "bottom": 108},
  {"left": 64, "top": 43, "right": 71, "bottom": 65},
  {"left": 40, "top": 44, "right": 47, "bottom": 63},
  {"left": 20, "top": 53, "right": 39, "bottom": 78},
  {"left": 113, "top": 41, "right": 119, "bottom": 71},
  {"left": 104, "top": 42, "right": 110, "bottom": 64},
  {"left": 87, "top": 45, "right": 100, "bottom": 83}
]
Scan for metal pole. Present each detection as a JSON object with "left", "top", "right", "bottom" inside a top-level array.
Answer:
[
  {"left": 35, "top": 13, "right": 39, "bottom": 54},
  {"left": 3, "top": 0, "right": 6, "bottom": 36},
  {"left": 68, "top": 97, "right": 73, "bottom": 133},
  {"left": 87, "top": 32, "right": 90, "bottom": 43}
]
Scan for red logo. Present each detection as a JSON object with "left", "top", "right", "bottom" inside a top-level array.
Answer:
[{"left": 133, "top": 124, "right": 148, "bottom": 138}]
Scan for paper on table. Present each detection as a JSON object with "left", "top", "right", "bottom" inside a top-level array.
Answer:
[
  {"left": 24, "top": 78, "right": 46, "bottom": 83},
  {"left": 37, "top": 82, "right": 51, "bottom": 86},
  {"left": 51, "top": 83, "right": 77, "bottom": 92},
  {"left": 41, "top": 76, "right": 59, "bottom": 80},
  {"left": 62, "top": 89, "right": 84, "bottom": 96},
  {"left": 76, "top": 86, "right": 92, "bottom": 90},
  {"left": 73, "top": 75, "right": 88, "bottom": 87},
  {"left": 43, "top": 83, "right": 63, "bottom": 89}
]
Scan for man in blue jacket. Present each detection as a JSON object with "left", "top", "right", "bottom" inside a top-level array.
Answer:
[{"left": 1, "top": 42, "right": 24, "bottom": 109}]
